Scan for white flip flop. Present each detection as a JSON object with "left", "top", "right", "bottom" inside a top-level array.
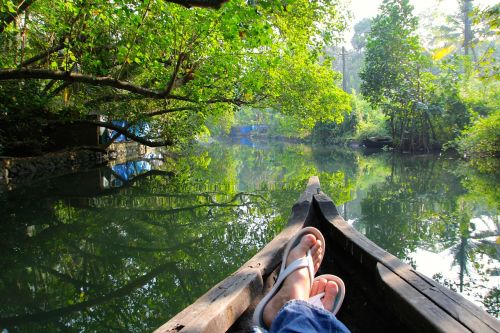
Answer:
[
  {"left": 252, "top": 227, "right": 326, "bottom": 328},
  {"left": 307, "top": 274, "right": 346, "bottom": 315}
]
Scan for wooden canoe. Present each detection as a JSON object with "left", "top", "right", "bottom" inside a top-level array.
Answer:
[{"left": 155, "top": 176, "right": 500, "bottom": 333}]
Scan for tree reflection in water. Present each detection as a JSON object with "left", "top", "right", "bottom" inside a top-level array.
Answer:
[
  {"left": 0, "top": 142, "right": 498, "bottom": 331},
  {"left": 348, "top": 153, "right": 499, "bottom": 317}
]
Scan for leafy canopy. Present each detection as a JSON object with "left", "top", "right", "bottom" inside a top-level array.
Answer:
[{"left": 0, "top": 0, "right": 350, "bottom": 147}]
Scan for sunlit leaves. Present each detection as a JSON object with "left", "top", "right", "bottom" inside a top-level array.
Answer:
[
  {"left": 432, "top": 45, "right": 456, "bottom": 61},
  {"left": 0, "top": 0, "right": 351, "bottom": 149},
  {"left": 456, "top": 111, "right": 500, "bottom": 159}
]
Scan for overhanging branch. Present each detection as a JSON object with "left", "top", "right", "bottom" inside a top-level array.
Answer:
[
  {"left": 71, "top": 119, "right": 174, "bottom": 147},
  {"left": 20, "top": 42, "right": 65, "bottom": 68},
  {"left": 145, "top": 106, "right": 198, "bottom": 117},
  {"left": 0, "top": 69, "right": 262, "bottom": 107},
  {"left": 0, "top": 68, "right": 172, "bottom": 98}
]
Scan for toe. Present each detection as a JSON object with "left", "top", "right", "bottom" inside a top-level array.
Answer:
[
  {"left": 314, "top": 254, "right": 322, "bottom": 271},
  {"left": 285, "top": 233, "right": 317, "bottom": 269},
  {"left": 311, "top": 280, "right": 319, "bottom": 296},
  {"left": 322, "top": 281, "right": 339, "bottom": 310},
  {"left": 301, "top": 234, "right": 317, "bottom": 249},
  {"left": 311, "top": 240, "right": 323, "bottom": 270},
  {"left": 311, "top": 240, "right": 322, "bottom": 256},
  {"left": 317, "top": 277, "right": 327, "bottom": 294}
]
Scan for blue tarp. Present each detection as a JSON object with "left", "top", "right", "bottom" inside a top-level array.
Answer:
[{"left": 111, "top": 160, "right": 152, "bottom": 182}]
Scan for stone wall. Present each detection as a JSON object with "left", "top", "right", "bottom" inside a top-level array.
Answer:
[
  {"left": 0, "top": 141, "right": 162, "bottom": 191},
  {"left": 0, "top": 149, "right": 108, "bottom": 190},
  {"left": 108, "top": 141, "right": 146, "bottom": 164}
]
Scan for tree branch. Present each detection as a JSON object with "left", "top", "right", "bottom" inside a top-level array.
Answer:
[
  {"left": 102, "top": 122, "right": 133, "bottom": 148},
  {"left": 163, "top": 0, "right": 229, "bottom": 9},
  {"left": 83, "top": 94, "right": 144, "bottom": 106},
  {"left": 164, "top": 52, "right": 185, "bottom": 96},
  {"left": 168, "top": 94, "right": 257, "bottom": 106},
  {"left": 0, "top": 69, "right": 261, "bottom": 106},
  {"left": 47, "top": 81, "right": 73, "bottom": 98},
  {"left": 0, "top": 0, "right": 36, "bottom": 33},
  {"left": 0, "top": 68, "right": 173, "bottom": 98},
  {"left": 70, "top": 119, "right": 174, "bottom": 147},
  {"left": 145, "top": 106, "right": 198, "bottom": 117}
]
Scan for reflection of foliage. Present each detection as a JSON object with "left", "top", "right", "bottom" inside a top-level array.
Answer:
[
  {"left": 453, "top": 162, "right": 499, "bottom": 211},
  {"left": 483, "top": 288, "right": 500, "bottom": 318},
  {"left": 0, "top": 184, "right": 278, "bottom": 331},
  {"left": 1, "top": 141, "right": 498, "bottom": 330},
  {"left": 0, "top": 151, "right": 280, "bottom": 331},
  {"left": 356, "top": 155, "right": 461, "bottom": 259},
  {"left": 355, "top": 153, "right": 498, "bottom": 315},
  {"left": 437, "top": 203, "right": 475, "bottom": 285},
  {"left": 0, "top": 141, "right": 360, "bottom": 331}
]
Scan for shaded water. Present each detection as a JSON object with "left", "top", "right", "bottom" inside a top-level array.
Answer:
[{"left": 0, "top": 141, "right": 498, "bottom": 331}]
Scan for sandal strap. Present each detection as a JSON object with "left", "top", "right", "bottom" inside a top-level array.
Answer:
[
  {"left": 308, "top": 292, "right": 326, "bottom": 309},
  {"left": 277, "top": 252, "right": 314, "bottom": 289}
]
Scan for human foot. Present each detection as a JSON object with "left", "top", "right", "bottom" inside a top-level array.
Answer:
[
  {"left": 310, "top": 277, "right": 339, "bottom": 311},
  {"left": 308, "top": 274, "right": 346, "bottom": 315},
  {"left": 262, "top": 233, "right": 323, "bottom": 327}
]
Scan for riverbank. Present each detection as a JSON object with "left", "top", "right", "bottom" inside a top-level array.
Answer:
[
  {"left": 0, "top": 148, "right": 107, "bottom": 191},
  {"left": 0, "top": 142, "right": 159, "bottom": 191}
]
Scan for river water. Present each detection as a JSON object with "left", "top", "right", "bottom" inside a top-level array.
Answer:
[{"left": 0, "top": 140, "right": 498, "bottom": 331}]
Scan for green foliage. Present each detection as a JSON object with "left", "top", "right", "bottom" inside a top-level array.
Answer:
[
  {"left": 311, "top": 92, "right": 387, "bottom": 145},
  {"left": 352, "top": 93, "right": 388, "bottom": 141},
  {"left": 360, "top": 0, "right": 438, "bottom": 152},
  {"left": 359, "top": 0, "right": 500, "bottom": 153},
  {"left": 351, "top": 18, "right": 372, "bottom": 52},
  {"left": 329, "top": 19, "right": 372, "bottom": 94},
  {"left": 456, "top": 112, "right": 500, "bottom": 158},
  {"left": 0, "top": 0, "right": 350, "bottom": 152},
  {"left": 0, "top": 81, "right": 51, "bottom": 155},
  {"left": 1, "top": 139, "right": 498, "bottom": 329},
  {"left": 360, "top": 0, "right": 420, "bottom": 107},
  {"left": 483, "top": 288, "right": 500, "bottom": 318},
  {"left": 342, "top": 18, "right": 373, "bottom": 93},
  {"left": 267, "top": 54, "right": 350, "bottom": 130}
]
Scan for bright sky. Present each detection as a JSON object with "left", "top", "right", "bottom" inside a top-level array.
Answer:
[{"left": 344, "top": 0, "right": 498, "bottom": 47}]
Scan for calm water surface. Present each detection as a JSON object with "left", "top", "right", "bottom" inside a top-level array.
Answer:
[{"left": 0, "top": 140, "right": 498, "bottom": 331}]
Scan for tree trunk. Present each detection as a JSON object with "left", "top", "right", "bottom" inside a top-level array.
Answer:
[
  {"left": 342, "top": 46, "right": 347, "bottom": 92},
  {"left": 463, "top": 0, "right": 473, "bottom": 56}
]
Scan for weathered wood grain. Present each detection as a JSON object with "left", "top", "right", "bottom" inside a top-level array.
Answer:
[{"left": 377, "top": 263, "right": 469, "bottom": 333}]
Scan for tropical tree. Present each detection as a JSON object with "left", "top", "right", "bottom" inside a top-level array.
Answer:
[
  {"left": 425, "top": 1, "right": 500, "bottom": 159},
  {"left": 360, "top": 0, "right": 439, "bottom": 152},
  {"left": 0, "top": 0, "right": 350, "bottom": 155}
]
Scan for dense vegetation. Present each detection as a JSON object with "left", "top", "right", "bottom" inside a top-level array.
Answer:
[
  {"left": 324, "top": 0, "right": 499, "bottom": 158},
  {"left": 0, "top": 0, "right": 350, "bottom": 155},
  {"left": 0, "top": 0, "right": 498, "bottom": 161}
]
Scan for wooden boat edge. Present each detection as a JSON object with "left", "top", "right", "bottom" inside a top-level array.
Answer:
[
  {"left": 153, "top": 176, "right": 321, "bottom": 333},
  {"left": 154, "top": 176, "right": 500, "bottom": 333},
  {"left": 312, "top": 190, "right": 499, "bottom": 333}
]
